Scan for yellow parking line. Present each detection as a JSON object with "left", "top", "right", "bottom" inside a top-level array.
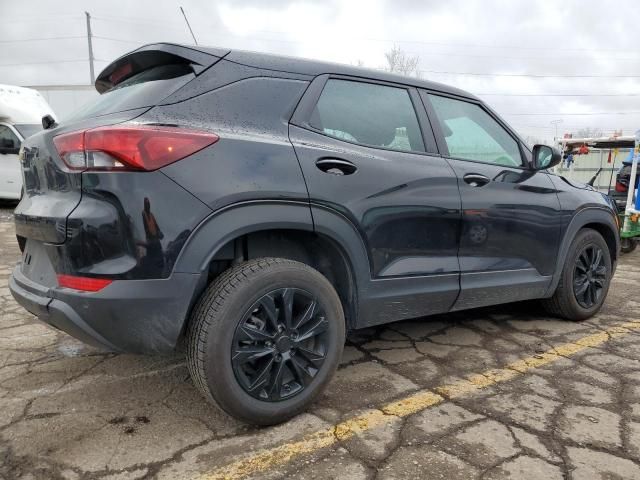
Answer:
[{"left": 202, "top": 320, "right": 640, "bottom": 480}]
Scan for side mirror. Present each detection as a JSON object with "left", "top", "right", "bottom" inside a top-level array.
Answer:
[{"left": 531, "top": 144, "right": 561, "bottom": 170}]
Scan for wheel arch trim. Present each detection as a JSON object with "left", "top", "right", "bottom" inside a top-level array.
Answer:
[
  {"left": 172, "top": 200, "right": 372, "bottom": 323},
  {"left": 174, "top": 200, "right": 314, "bottom": 274}
]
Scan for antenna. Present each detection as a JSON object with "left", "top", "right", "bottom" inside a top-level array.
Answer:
[
  {"left": 85, "top": 11, "right": 95, "bottom": 84},
  {"left": 180, "top": 6, "right": 198, "bottom": 45}
]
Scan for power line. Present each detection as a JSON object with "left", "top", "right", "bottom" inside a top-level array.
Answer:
[
  {"left": 84, "top": 17, "right": 640, "bottom": 59},
  {"left": 397, "top": 40, "right": 639, "bottom": 55},
  {"left": 509, "top": 121, "right": 638, "bottom": 132},
  {"left": 77, "top": 18, "right": 640, "bottom": 56},
  {"left": 1, "top": 15, "right": 82, "bottom": 24},
  {"left": 513, "top": 125, "right": 635, "bottom": 132},
  {"left": 0, "top": 36, "right": 85, "bottom": 44},
  {"left": 505, "top": 112, "right": 640, "bottom": 116},
  {"left": 0, "top": 59, "right": 88, "bottom": 67},
  {"left": 476, "top": 93, "right": 640, "bottom": 97},
  {"left": 93, "top": 35, "right": 143, "bottom": 44},
  {"left": 513, "top": 122, "right": 639, "bottom": 128},
  {"left": 421, "top": 69, "right": 640, "bottom": 78},
  {"left": 403, "top": 47, "right": 640, "bottom": 60},
  {"left": 91, "top": 15, "right": 185, "bottom": 31},
  {"left": 242, "top": 35, "right": 640, "bottom": 60},
  {"left": 91, "top": 14, "right": 184, "bottom": 26},
  {"left": 248, "top": 29, "right": 640, "bottom": 54},
  {"left": 398, "top": 49, "right": 640, "bottom": 61}
]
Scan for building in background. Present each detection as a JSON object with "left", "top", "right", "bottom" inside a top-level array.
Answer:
[{"left": 26, "top": 85, "right": 97, "bottom": 120}]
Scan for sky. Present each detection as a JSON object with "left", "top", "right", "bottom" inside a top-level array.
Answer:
[{"left": 1, "top": 0, "right": 640, "bottom": 143}]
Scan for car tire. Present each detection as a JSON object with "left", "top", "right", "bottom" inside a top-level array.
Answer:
[
  {"left": 541, "top": 228, "right": 612, "bottom": 321},
  {"left": 621, "top": 237, "right": 637, "bottom": 254},
  {"left": 186, "top": 257, "right": 345, "bottom": 425}
]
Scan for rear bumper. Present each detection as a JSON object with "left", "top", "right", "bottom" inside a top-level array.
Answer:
[{"left": 9, "top": 265, "right": 204, "bottom": 354}]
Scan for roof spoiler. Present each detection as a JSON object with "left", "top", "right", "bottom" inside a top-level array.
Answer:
[{"left": 95, "top": 43, "right": 229, "bottom": 94}]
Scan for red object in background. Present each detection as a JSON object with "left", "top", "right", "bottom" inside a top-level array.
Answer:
[
  {"left": 578, "top": 144, "right": 589, "bottom": 155},
  {"left": 608, "top": 150, "right": 612, "bottom": 163},
  {"left": 615, "top": 181, "right": 628, "bottom": 193}
]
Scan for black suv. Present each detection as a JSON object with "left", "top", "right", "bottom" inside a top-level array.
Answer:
[{"left": 10, "top": 43, "right": 619, "bottom": 424}]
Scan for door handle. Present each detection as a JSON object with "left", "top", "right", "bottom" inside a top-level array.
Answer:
[
  {"left": 315, "top": 158, "right": 357, "bottom": 176},
  {"left": 463, "top": 173, "right": 490, "bottom": 187}
]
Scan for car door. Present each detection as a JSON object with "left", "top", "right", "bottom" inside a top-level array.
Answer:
[
  {"left": 420, "top": 91, "right": 563, "bottom": 310},
  {"left": 289, "top": 76, "right": 462, "bottom": 327},
  {"left": 0, "top": 123, "right": 23, "bottom": 199}
]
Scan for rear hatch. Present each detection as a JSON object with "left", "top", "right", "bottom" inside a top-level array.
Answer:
[{"left": 15, "top": 44, "right": 227, "bottom": 246}]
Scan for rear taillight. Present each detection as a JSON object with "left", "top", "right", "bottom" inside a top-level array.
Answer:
[
  {"left": 57, "top": 274, "right": 112, "bottom": 292},
  {"left": 53, "top": 125, "right": 218, "bottom": 171},
  {"left": 615, "top": 181, "right": 628, "bottom": 193}
]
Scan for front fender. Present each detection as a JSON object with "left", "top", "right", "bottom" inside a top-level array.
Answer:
[{"left": 545, "top": 206, "right": 620, "bottom": 296}]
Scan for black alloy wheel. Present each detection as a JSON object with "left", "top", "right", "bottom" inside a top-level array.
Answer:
[
  {"left": 231, "top": 287, "right": 328, "bottom": 402},
  {"left": 573, "top": 244, "right": 607, "bottom": 309},
  {"left": 187, "top": 258, "right": 345, "bottom": 424}
]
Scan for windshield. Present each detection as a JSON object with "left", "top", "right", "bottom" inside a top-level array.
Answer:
[
  {"left": 66, "top": 63, "right": 196, "bottom": 121},
  {"left": 14, "top": 123, "right": 42, "bottom": 140}
]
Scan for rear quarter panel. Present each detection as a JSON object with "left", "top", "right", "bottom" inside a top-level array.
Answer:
[{"left": 146, "top": 75, "right": 312, "bottom": 211}]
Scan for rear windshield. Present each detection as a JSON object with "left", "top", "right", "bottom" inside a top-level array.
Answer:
[{"left": 67, "top": 63, "right": 195, "bottom": 121}]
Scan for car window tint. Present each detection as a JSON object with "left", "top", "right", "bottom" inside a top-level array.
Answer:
[
  {"left": 310, "top": 80, "right": 425, "bottom": 153},
  {"left": 0, "top": 125, "right": 20, "bottom": 148},
  {"left": 428, "top": 94, "right": 522, "bottom": 167}
]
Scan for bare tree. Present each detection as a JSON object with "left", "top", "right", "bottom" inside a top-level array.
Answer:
[
  {"left": 576, "top": 127, "right": 604, "bottom": 138},
  {"left": 384, "top": 46, "right": 420, "bottom": 77}
]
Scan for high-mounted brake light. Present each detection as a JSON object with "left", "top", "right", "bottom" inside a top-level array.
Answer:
[
  {"left": 53, "top": 125, "right": 219, "bottom": 171},
  {"left": 57, "top": 274, "right": 112, "bottom": 292}
]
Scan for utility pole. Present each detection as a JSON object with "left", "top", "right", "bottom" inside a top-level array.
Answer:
[
  {"left": 180, "top": 6, "right": 198, "bottom": 45},
  {"left": 85, "top": 11, "right": 95, "bottom": 84}
]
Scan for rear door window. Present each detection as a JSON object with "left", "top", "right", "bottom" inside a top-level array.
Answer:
[
  {"left": 309, "top": 79, "right": 425, "bottom": 153},
  {"left": 67, "top": 64, "right": 195, "bottom": 121}
]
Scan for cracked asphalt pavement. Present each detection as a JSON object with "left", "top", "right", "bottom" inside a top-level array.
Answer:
[{"left": 2, "top": 205, "right": 640, "bottom": 479}]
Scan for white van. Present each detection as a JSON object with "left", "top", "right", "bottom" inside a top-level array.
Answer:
[{"left": 0, "top": 85, "right": 56, "bottom": 200}]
